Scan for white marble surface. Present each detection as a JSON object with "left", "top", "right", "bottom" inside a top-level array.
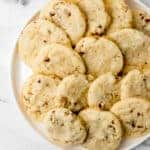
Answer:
[{"left": 0, "top": 0, "right": 150, "bottom": 150}]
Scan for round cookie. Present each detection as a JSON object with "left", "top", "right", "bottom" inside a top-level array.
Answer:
[
  {"left": 76, "top": 0, "right": 110, "bottom": 36},
  {"left": 22, "top": 74, "right": 60, "bottom": 121},
  {"left": 44, "top": 108, "right": 87, "bottom": 146},
  {"left": 79, "top": 108, "right": 122, "bottom": 150},
  {"left": 111, "top": 98, "right": 150, "bottom": 137},
  {"left": 55, "top": 74, "right": 89, "bottom": 112},
  {"left": 109, "top": 29, "right": 150, "bottom": 71},
  {"left": 105, "top": 0, "right": 132, "bottom": 34},
  {"left": 121, "top": 70, "right": 150, "bottom": 100},
  {"left": 18, "top": 19, "right": 71, "bottom": 66},
  {"left": 88, "top": 73, "right": 120, "bottom": 110},
  {"left": 32, "top": 44, "right": 86, "bottom": 78},
  {"left": 40, "top": 0, "right": 86, "bottom": 45},
  {"left": 75, "top": 36, "right": 123, "bottom": 77},
  {"left": 133, "top": 9, "right": 150, "bottom": 36}
]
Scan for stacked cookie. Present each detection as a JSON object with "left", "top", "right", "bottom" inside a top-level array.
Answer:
[{"left": 18, "top": 0, "right": 150, "bottom": 150}]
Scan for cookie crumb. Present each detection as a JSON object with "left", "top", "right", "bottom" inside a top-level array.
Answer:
[
  {"left": 37, "top": 79, "right": 41, "bottom": 83},
  {"left": 145, "top": 18, "right": 150, "bottom": 22},
  {"left": 43, "top": 40, "right": 47, "bottom": 43},
  {"left": 49, "top": 12, "right": 55, "bottom": 17},
  {"left": 44, "top": 57, "right": 50, "bottom": 62}
]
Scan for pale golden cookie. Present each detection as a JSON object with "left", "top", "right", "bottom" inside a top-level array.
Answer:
[
  {"left": 32, "top": 44, "right": 86, "bottom": 78},
  {"left": 77, "top": 0, "right": 110, "bottom": 36},
  {"left": 109, "top": 29, "right": 150, "bottom": 71},
  {"left": 40, "top": 0, "right": 86, "bottom": 45},
  {"left": 105, "top": 0, "right": 132, "bottom": 34},
  {"left": 111, "top": 98, "right": 150, "bottom": 137},
  {"left": 75, "top": 36, "right": 123, "bottom": 77},
  {"left": 121, "top": 70, "right": 150, "bottom": 100},
  {"left": 133, "top": 9, "right": 150, "bottom": 36},
  {"left": 22, "top": 74, "right": 60, "bottom": 121},
  {"left": 18, "top": 19, "right": 71, "bottom": 66},
  {"left": 44, "top": 108, "right": 87, "bottom": 146},
  {"left": 88, "top": 73, "right": 120, "bottom": 110},
  {"left": 55, "top": 74, "right": 89, "bottom": 112},
  {"left": 79, "top": 108, "right": 122, "bottom": 150}
]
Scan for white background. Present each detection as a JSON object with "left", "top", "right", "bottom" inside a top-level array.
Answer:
[{"left": 0, "top": 0, "right": 150, "bottom": 150}]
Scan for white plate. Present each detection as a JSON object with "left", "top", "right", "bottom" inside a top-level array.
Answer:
[{"left": 11, "top": 0, "right": 150, "bottom": 150}]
